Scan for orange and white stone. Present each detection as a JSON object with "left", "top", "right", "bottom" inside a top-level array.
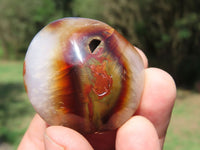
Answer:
[{"left": 23, "top": 18, "right": 144, "bottom": 134}]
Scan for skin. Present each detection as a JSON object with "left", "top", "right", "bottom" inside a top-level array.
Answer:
[{"left": 18, "top": 48, "right": 176, "bottom": 150}]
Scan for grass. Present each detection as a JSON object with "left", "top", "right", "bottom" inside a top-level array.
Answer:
[
  {"left": 0, "top": 61, "right": 200, "bottom": 150},
  {"left": 0, "top": 61, "right": 34, "bottom": 149},
  {"left": 164, "top": 89, "right": 200, "bottom": 150}
]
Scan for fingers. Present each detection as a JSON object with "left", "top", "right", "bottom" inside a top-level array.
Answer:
[
  {"left": 134, "top": 46, "right": 148, "bottom": 68},
  {"left": 18, "top": 114, "right": 47, "bottom": 150},
  {"left": 18, "top": 114, "right": 93, "bottom": 150},
  {"left": 44, "top": 126, "right": 93, "bottom": 150},
  {"left": 136, "top": 68, "right": 176, "bottom": 146},
  {"left": 116, "top": 116, "right": 160, "bottom": 150}
]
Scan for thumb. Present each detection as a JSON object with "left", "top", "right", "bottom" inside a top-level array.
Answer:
[{"left": 44, "top": 126, "right": 93, "bottom": 150}]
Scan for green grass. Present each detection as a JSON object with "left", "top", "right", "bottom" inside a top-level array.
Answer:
[
  {"left": 0, "top": 61, "right": 34, "bottom": 149},
  {"left": 0, "top": 61, "right": 200, "bottom": 150},
  {"left": 0, "top": 61, "right": 24, "bottom": 83},
  {"left": 164, "top": 89, "right": 200, "bottom": 150},
  {"left": 0, "top": 46, "right": 3, "bottom": 59}
]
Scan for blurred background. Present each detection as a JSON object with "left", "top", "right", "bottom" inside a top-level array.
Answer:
[{"left": 0, "top": 0, "right": 199, "bottom": 149}]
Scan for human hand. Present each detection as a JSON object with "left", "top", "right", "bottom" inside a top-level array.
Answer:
[{"left": 18, "top": 48, "right": 176, "bottom": 150}]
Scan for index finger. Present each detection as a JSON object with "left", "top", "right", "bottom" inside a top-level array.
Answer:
[{"left": 135, "top": 68, "right": 176, "bottom": 147}]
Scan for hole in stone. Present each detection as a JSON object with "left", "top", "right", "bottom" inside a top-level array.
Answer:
[{"left": 89, "top": 39, "right": 101, "bottom": 53}]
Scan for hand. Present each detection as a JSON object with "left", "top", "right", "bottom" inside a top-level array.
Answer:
[{"left": 18, "top": 49, "right": 176, "bottom": 150}]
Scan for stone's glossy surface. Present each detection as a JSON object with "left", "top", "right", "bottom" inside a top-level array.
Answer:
[{"left": 23, "top": 18, "right": 145, "bottom": 134}]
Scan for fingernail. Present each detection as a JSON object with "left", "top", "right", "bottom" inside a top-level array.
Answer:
[{"left": 44, "top": 133, "right": 64, "bottom": 150}]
